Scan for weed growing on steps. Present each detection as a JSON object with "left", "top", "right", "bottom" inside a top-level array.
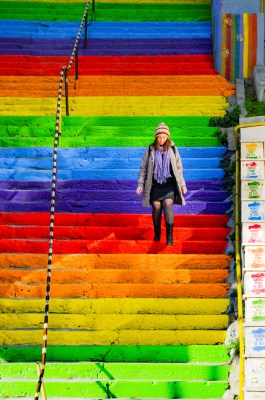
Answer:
[
  {"left": 209, "top": 105, "right": 241, "bottom": 128},
  {"left": 245, "top": 98, "right": 265, "bottom": 116},
  {"left": 226, "top": 338, "right": 240, "bottom": 358}
]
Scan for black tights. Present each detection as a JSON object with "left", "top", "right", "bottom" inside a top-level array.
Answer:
[{"left": 152, "top": 199, "right": 174, "bottom": 225}]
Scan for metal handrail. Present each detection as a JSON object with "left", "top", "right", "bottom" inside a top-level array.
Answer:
[
  {"left": 34, "top": 1, "right": 95, "bottom": 398},
  {"left": 234, "top": 121, "right": 265, "bottom": 400},
  {"left": 64, "top": 0, "right": 91, "bottom": 115}
]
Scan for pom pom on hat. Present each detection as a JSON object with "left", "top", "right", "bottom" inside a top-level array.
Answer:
[{"left": 154, "top": 122, "right": 170, "bottom": 137}]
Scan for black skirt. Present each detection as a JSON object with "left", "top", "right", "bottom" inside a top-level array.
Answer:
[{"left": 150, "top": 177, "right": 177, "bottom": 203}]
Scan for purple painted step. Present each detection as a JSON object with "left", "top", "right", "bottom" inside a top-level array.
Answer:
[
  {"left": 0, "top": 201, "right": 230, "bottom": 214},
  {"left": 0, "top": 38, "right": 212, "bottom": 56},
  {"left": 0, "top": 189, "right": 228, "bottom": 202},
  {"left": 0, "top": 180, "right": 226, "bottom": 191}
]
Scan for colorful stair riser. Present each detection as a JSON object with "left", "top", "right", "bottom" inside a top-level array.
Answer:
[{"left": 0, "top": 1, "right": 232, "bottom": 398}]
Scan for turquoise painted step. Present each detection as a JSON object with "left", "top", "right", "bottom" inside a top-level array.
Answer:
[{"left": 0, "top": 146, "right": 227, "bottom": 159}]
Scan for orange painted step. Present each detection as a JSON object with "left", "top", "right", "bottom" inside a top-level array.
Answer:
[
  {"left": 0, "top": 282, "right": 229, "bottom": 299},
  {"left": 0, "top": 75, "right": 235, "bottom": 97},
  {"left": 1, "top": 269, "right": 229, "bottom": 284},
  {"left": 0, "top": 213, "right": 229, "bottom": 227},
  {"left": 0, "top": 253, "right": 232, "bottom": 270},
  {"left": 0, "top": 239, "right": 228, "bottom": 254}
]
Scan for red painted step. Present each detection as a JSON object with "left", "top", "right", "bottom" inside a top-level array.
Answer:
[
  {"left": 0, "top": 239, "right": 228, "bottom": 254},
  {"left": 0, "top": 225, "right": 230, "bottom": 241},
  {"left": 0, "top": 213, "right": 228, "bottom": 227},
  {"left": 0, "top": 55, "right": 216, "bottom": 76}
]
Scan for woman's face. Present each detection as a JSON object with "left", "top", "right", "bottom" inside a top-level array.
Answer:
[{"left": 156, "top": 134, "right": 168, "bottom": 146}]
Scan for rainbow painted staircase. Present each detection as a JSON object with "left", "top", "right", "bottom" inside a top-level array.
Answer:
[{"left": 0, "top": 1, "right": 236, "bottom": 398}]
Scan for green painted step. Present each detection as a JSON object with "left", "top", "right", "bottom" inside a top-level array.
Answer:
[
  {"left": 0, "top": 115, "right": 213, "bottom": 127},
  {"left": 0, "top": 1, "right": 211, "bottom": 22},
  {"left": 0, "top": 381, "right": 228, "bottom": 399},
  {"left": 0, "top": 345, "right": 230, "bottom": 363},
  {"left": 0, "top": 125, "right": 218, "bottom": 137},
  {"left": 0, "top": 136, "right": 220, "bottom": 147},
  {"left": 0, "top": 116, "right": 219, "bottom": 147},
  {"left": 0, "top": 362, "right": 228, "bottom": 380}
]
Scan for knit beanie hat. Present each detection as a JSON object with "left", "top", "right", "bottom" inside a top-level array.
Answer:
[{"left": 154, "top": 122, "right": 170, "bottom": 137}]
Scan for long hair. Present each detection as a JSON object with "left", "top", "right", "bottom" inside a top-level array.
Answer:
[{"left": 151, "top": 137, "right": 171, "bottom": 150}]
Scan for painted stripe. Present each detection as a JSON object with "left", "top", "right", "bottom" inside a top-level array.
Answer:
[{"left": 243, "top": 13, "right": 249, "bottom": 77}]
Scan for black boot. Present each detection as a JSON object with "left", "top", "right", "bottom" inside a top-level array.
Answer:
[
  {"left": 166, "top": 223, "right": 174, "bottom": 246},
  {"left": 153, "top": 224, "right": 161, "bottom": 241}
]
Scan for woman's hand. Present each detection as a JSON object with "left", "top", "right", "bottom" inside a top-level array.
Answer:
[
  {"left": 182, "top": 187, "right": 187, "bottom": 195},
  {"left": 136, "top": 187, "right": 143, "bottom": 195}
]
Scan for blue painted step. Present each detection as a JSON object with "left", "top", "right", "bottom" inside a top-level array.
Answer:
[{"left": 0, "top": 21, "right": 211, "bottom": 39}]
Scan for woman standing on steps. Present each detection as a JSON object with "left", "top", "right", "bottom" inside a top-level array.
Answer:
[{"left": 136, "top": 122, "right": 187, "bottom": 246}]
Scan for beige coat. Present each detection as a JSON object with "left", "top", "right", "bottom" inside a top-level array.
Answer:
[{"left": 137, "top": 141, "right": 186, "bottom": 207}]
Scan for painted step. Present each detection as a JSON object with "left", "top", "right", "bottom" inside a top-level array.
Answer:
[
  {"left": 0, "top": 75, "right": 235, "bottom": 97},
  {"left": 0, "top": 179, "right": 227, "bottom": 191},
  {"left": 0, "top": 157, "right": 222, "bottom": 169},
  {"left": 0, "top": 2, "right": 211, "bottom": 22},
  {"left": 0, "top": 54, "right": 216, "bottom": 75},
  {"left": 0, "top": 200, "right": 230, "bottom": 213},
  {"left": 0, "top": 237, "right": 229, "bottom": 254},
  {"left": 0, "top": 115, "right": 216, "bottom": 128},
  {"left": 0, "top": 96, "right": 229, "bottom": 117},
  {"left": 0, "top": 125, "right": 221, "bottom": 138},
  {"left": 0, "top": 21, "right": 212, "bottom": 39},
  {"left": 0, "top": 38, "right": 212, "bottom": 56},
  {"left": 0, "top": 225, "right": 230, "bottom": 240},
  {"left": 1, "top": 266, "right": 229, "bottom": 284},
  {"left": 0, "top": 297, "right": 230, "bottom": 314},
  {"left": 0, "top": 167, "right": 224, "bottom": 180},
  {"left": 0, "top": 189, "right": 228, "bottom": 202},
  {"left": 1, "top": 312, "right": 228, "bottom": 329},
  {"left": 0, "top": 328, "right": 228, "bottom": 345},
  {"left": 0, "top": 379, "right": 228, "bottom": 399},
  {"left": 0, "top": 361, "right": 228, "bottom": 381},
  {"left": 0, "top": 212, "right": 229, "bottom": 227},
  {"left": 0, "top": 344, "right": 229, "bottom": 363}
]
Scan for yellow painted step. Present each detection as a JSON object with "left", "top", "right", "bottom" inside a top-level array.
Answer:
[
  {"left": 0, "top": 96, "right": 229, "bottom": 117},
  {"left": 1, "top": 313, "right": 228, "bottom": 330},
  {"left": 0, "top": 298, "right": 229, "bottom": 315},
  {"left": 0, "top": 329, "right": 226, "bottom": 346}
]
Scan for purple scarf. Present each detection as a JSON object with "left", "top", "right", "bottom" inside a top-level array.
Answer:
[{"left": 153, "top": 147, "right": 171, "bottom": 184}]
